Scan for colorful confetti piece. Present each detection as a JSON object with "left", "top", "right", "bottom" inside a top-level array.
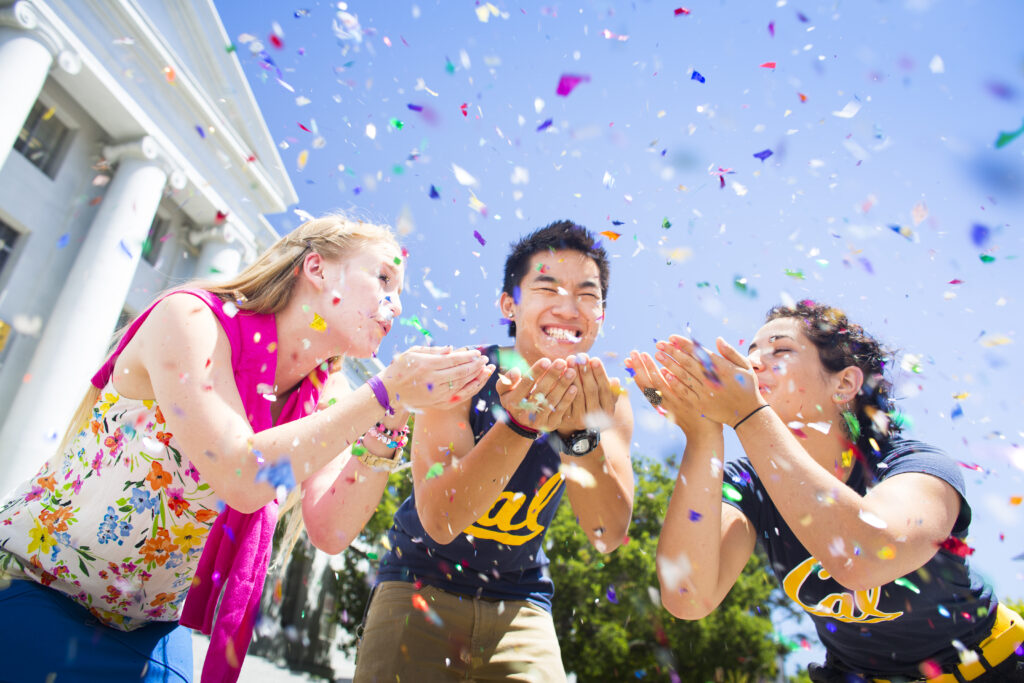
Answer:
[{"left": 556, "top": 73, "right": 590, "bottom": 97}]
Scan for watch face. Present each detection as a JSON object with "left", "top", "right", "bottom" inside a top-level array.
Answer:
[{"left": 571, "top": 439, "right": 590, "bottom": 454}]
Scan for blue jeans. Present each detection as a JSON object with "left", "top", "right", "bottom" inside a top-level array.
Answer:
[{"left": 0, "top": 579, "right": 192, "bottom": 682}]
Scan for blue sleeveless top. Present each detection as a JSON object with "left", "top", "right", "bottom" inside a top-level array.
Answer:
[{"left": 375, "top": 345, "right": 566, "bottom": 611}]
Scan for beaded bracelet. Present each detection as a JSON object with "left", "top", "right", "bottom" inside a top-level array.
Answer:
[{"left": 369, "top": 422, "right": 410, "bottom": 450}]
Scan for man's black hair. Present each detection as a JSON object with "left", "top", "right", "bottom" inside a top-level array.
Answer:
[{"left": 502, "top": 220, "right": 610, "bottom": 337}]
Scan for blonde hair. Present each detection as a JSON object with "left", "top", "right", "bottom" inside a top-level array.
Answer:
[{"left": 58, "top": 214, "right": 399, "bottom": 464}]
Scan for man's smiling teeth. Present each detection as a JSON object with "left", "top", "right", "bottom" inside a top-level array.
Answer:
[{"left": 544, "top": 326, "right": 581, "bottom": 342}]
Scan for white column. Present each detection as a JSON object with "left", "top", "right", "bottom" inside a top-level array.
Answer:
[
  {"left": 0, "top": 1, "right": 81, "bottom": 170},
  {"left": 0, "top": 136, "right": 184, "bottom": 494},
  {"left": 189, "top": 224, "right": 246, "bottom": 281}
]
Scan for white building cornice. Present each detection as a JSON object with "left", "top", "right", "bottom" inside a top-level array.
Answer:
[
  {"left": 24, "top": 0, "right": 295, "bottom": 250},
  {"left": 0, "top": 0, "right": 79, "bottom": 73}
]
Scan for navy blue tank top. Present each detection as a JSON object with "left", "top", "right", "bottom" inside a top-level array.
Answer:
[{"left": 375, "top": 346, "right": 567, "bottom": 611}]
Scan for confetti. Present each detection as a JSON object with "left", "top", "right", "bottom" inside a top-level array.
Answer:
[
  {"left": 407, "top": 103, "right": 423, "bottom": 112},
  {"left": 601, "top": 29, "right": 629, "bottom": 42},
  {"left": 979, "top": 254, "right": 995, "bottom": 263},
  {"left": 310, "top": 313, "right": 327, "bottom": 331},
  {"left": 661, "top": 217, "right": 672, "bottom": 229},
  {"left": 978, "top": 334, "right": 1011, "bottom": 347},
  {"left": 857, "top": 509, "right": 887, "bottom": 529},
  {"left": 255, "top": 460, "right": 295, "bottom": 492},
  {"left": 536, "top": 118, "right": 553, "bottom": 132},
  {"left": 688, "top": 509, "right": 702, "bottom": 522},
  {"left": 691, "top": 70, "right": 705, "bottom": 84},
  {"left": 606, "top": 585, "right": 618, "bottom": 604},
  {"left": 722, "top": 482, "right": 742, "bottom": 502},
  {"left": 556, "top": 74, "right": 590, "bottom": 97},
  {"left": 889, "top": 225, "right": 915, "bottom": 241},
  {"left": 297, "top": 149, "right": 309, "bottom": 170},
  {"left": 399, "top": 316, "right": 432, "bottom": 337},
  {"left": 429, "top": 185, "right": 440, "bottom": 199},
  {"left": 784, "top": 268, "right": 805, "bottom": 280},
  {"left": 473, "top": 230, "right": 486, "bottom": 246},
  {"left": 939, "top": 536, "right": 975, "bottom": 558},
  {"left": 475, "top": 2, "right": 501, "bottom": 23},
  {"left": 425, "top": 462, "right": 444, "bottom": 479},
  {"left": 56, "top": 233, "right": 70, "bottom": 249},
  {"left": 753, "top": 149, "right": 773, "bottom": 162},
  {"left": 451, "top": 163, "right": 478, "bottom": 186},
  {"left": 995, "top": 118, "right": 1024, "bottom": 149},
  {"left": 970, "top": 224, "right": 991, "bottom": 247},
  {"left": 163, "top": 66, "right": 175, "bottom": 82},
  {"left": 759, "top": 61, "right": 776, "bottom": 69},
  {"left": 832, "top": 100, "right": 862, "bottom": 119},
  {"left": 895, "top": 577, "right": 921, "bottom": 594},
  {"left": 673, "top": 8, "right": 691, "bottom": 16},
  {"left": 600, "top": 231, "right": 621, "bottom": 241},
  {"left": 768, "top": 21, "right": 775, "bottom": 37}
]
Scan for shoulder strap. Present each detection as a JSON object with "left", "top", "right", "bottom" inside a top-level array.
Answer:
[{"left": 90, "top": 289, "right": 241, "bottom": 389}]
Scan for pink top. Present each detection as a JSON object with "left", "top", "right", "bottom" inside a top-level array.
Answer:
[{"left": 1, "top": 289, "right": 330, "bottom": 683}]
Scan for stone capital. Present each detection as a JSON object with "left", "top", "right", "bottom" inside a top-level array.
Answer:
[
  {"left": 0, "top": 0, "right": 81, "bottom": 74},
  {"left": 102, "top": 136, "right": 187, "bottom": 191}
]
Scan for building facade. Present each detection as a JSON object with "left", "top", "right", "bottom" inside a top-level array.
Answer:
[{"left": 0, "top": 0, "right": 299, "bottom": 493}]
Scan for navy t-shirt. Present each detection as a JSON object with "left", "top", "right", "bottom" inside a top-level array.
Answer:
[
  {"left": 375, "top": 346, "right": 567, "bottom": 611},
  {"left": 723, "top": 440, "right": 997, "bottom": 676}
]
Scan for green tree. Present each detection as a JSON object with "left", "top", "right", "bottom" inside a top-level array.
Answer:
[{"left": 548, "top": 455, "right": 784, "bottom": 682}]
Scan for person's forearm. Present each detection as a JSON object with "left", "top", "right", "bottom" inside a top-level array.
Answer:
[
  {"left": 562, "top": 444, "right": 633, "bottom": 552},
  {"left": 302, "top": 409, "right": 410, "bottom": 554},
  {"left": 203, "top": 383, "right": 390, "bottom": 513},
  {"left": 415, "top": 422, "right": 533, "bottom": 544},
  {"left": 657, "top": 430, "right": 727, "bottom": 616},
  {"left": 735, "top": 407, "right": 905, "bottom": 586}
]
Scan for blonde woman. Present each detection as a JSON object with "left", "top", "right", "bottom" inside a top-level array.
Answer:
[{"left": 0, "top": 216, "right": 494, "bottom": 683}]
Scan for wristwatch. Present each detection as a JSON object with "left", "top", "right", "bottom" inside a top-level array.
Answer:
[{"left": 562, "top": 429, "right": 601, "bottom": 457}]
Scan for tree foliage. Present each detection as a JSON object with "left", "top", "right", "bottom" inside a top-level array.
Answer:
[{"left": 547, "top": 455, "right": 784, "bottom": 682}]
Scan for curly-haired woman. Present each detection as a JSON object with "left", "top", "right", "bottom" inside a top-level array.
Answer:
[{"left": 630, "top": 302, "right": 1023, "bottom": 682}]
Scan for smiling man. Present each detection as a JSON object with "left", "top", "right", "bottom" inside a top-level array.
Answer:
[{"left": 354, "top": 221, "right": 635, "bottom": 682}]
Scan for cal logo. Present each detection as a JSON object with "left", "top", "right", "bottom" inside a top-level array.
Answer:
[
  {"left": 462, "top": 472, "right": 564, "bottom": 545},
  {"left": 782, "top": 556, "right": 903, "bottom": 624}
]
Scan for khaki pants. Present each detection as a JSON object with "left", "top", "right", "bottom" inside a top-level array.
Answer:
[{"left": 354, "top": 581, "right": 567, "bottom": 683}]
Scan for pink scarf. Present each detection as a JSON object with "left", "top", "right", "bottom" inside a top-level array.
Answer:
[{"left": 92, "top": 289, "right": 328, "bottom": 682}]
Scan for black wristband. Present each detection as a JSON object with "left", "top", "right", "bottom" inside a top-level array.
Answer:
[
  {"left": 734, "top": 404, "right": 770, "bottom": 430},
  {"left": 504, "top": 415, "right": 539, "bottom": 440}
]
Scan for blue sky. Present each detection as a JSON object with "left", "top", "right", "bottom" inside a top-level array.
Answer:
[{"left": 215, "top": 0, "right": 1024, "bottom": 672}]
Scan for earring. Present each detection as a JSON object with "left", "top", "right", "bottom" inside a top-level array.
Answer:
[{"left": 834, "top": 393, "right": 844, "bottom": 401}]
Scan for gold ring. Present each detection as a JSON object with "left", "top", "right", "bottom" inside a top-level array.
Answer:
[{"left": 643, "top": 387, "right": 662, "bottom": 407}]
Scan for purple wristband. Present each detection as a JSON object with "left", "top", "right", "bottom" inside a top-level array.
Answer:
[{"left": 367, "top": 376, "right": 395, "bottom": 416}]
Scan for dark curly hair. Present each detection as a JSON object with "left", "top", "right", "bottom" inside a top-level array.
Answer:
[
  {"left": 765, "top": 300, "right": 901, "bottom": 455},
  {"left": 502, "top": 220, "right": 610, "bottom": 337}
]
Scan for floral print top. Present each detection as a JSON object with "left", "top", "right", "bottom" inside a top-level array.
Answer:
[{"left": 0, "top": 381, "right": 219, "bottom": 631}]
